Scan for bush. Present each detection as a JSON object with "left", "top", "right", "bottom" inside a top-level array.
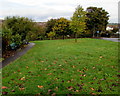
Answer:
[
  {"left": 11, "top": 34, "right": 22, "bottom": 46},
  {"left": 2, "top": 16, "right": 40, "bottom": 54},
  {"left": 2, "top": 26, "right": 12, "bottom": 53}
]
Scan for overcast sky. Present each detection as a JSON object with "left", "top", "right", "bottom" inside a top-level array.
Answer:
[{"left": 0, "top": 0, "right": 119, "bottom": 23}]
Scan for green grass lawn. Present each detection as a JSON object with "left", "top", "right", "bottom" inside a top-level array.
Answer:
[{"left": 2, "top": 38, "right": 119, "bottom": 95}]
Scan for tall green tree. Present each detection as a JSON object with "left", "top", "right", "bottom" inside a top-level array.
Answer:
[
  {"left": 86, "top": 7, "right": 109, "bottom": 37},
  {"left": 53, "top": 17, "right": 71, "bottom": 39},
  {"left": 70, "top": 5, "right": 86, "bottom": 42}
]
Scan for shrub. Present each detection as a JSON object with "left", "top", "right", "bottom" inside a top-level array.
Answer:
[
  {"left": 2, "top": 16, "right": 39, "bottom": 53},
  {"left": 2, "top": 26, "right": 12, "bottom": 52}
]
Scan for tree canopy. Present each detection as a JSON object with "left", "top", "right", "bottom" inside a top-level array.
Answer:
[
  {"left": 86, "top": 7, "right": 109, "bottom": 37},
  {"left": 70, "top": 5, "right": 87, "bottom": 42},
  {"left": 46, "top": 19, "right": 57, "bottom": 34},
  {"left": 52, "top": 17, "right": 71, "bottom": 39},
  {"left": 2, "top": 16, "right": 40, "bottom": 53}
]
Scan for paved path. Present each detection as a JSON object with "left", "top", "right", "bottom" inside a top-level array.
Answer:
[
  {"left": 1, "top": 43, "right": 35, "bottom": 68},
  {"left": 100, "top": 38, "right": 120, "bottom": 42}
]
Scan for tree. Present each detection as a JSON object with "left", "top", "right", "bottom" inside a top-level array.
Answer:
[
  {"left": 36, "top": 24, "right": 46, "bottom": 40},
  {"left": 53, "top": 17, "right": 71, "bottom": 39},
  {"left": 46, "top": 19, "right": 57, "bottom": 34},
  {"left": 70, "top": 5, "right": 87, "bottom": 42},
  {"left": 86, "top": 7, "right": 109, "bottom": 37},
  {"left": 47, "top": 31, "right": 56, "bottom": 40}
]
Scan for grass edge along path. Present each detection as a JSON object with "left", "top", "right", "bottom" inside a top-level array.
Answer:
[
  {"left": 2, "top": 43, "right": 35, "bottom": 68},
  {"left": 2, "top": 38, "right": 119, "bottom": 95}
]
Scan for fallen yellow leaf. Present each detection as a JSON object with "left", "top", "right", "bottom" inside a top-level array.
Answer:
[
  {"left": 26, "top": 66, "right": 29, "bottom": 69},
  {"left": 19, "top": 87, "right": 25, "bottom": 90},
  {"left": 76, "top": 90, "right": 79, "bottom": 92},
  {"left": 19, "top": 77, "right": 25, "bottom": 80},
  {"left": 2, "top": 86, "right": 7, "bottom": 89},
  {"left": 91, "top": 93, "right": 96, "bottom": 95},
  {"left": 99, "top": 56, "right": 103, "bottom": 58},
  {"left": 13, "top": 72, "right": 16, "bottom": 74},
  {"left": 83, "top": 74, "right": 86, "bottom": 77},
  {"left": 47, "top": 73, "right": 52, "bottom": 75},
  {"left": 90, "top": 88, "right": 95, "bottom": 91},
  {"left": 38, "top": 85, "right": 43, "bottom": 88},
  {"left": 72, "top": 66, "right": 75, "bottom": 68}
]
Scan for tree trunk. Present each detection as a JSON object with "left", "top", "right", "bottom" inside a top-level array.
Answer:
[
  {"left": 63, "top": 35, "right": 64, "bottom": 40},
  {"left": 75, "top": 33, "right": 77, "bottom": 42},
  {"left": 93, "top": 24, "right": 95, "bottom": 38},
  {"left": 93, "top": 31, "right": 95, "bottom": 38}
]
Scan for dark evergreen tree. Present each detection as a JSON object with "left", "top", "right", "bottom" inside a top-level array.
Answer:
[{"left": 86, "top": 7, "right": 109, "bottom": 37}]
